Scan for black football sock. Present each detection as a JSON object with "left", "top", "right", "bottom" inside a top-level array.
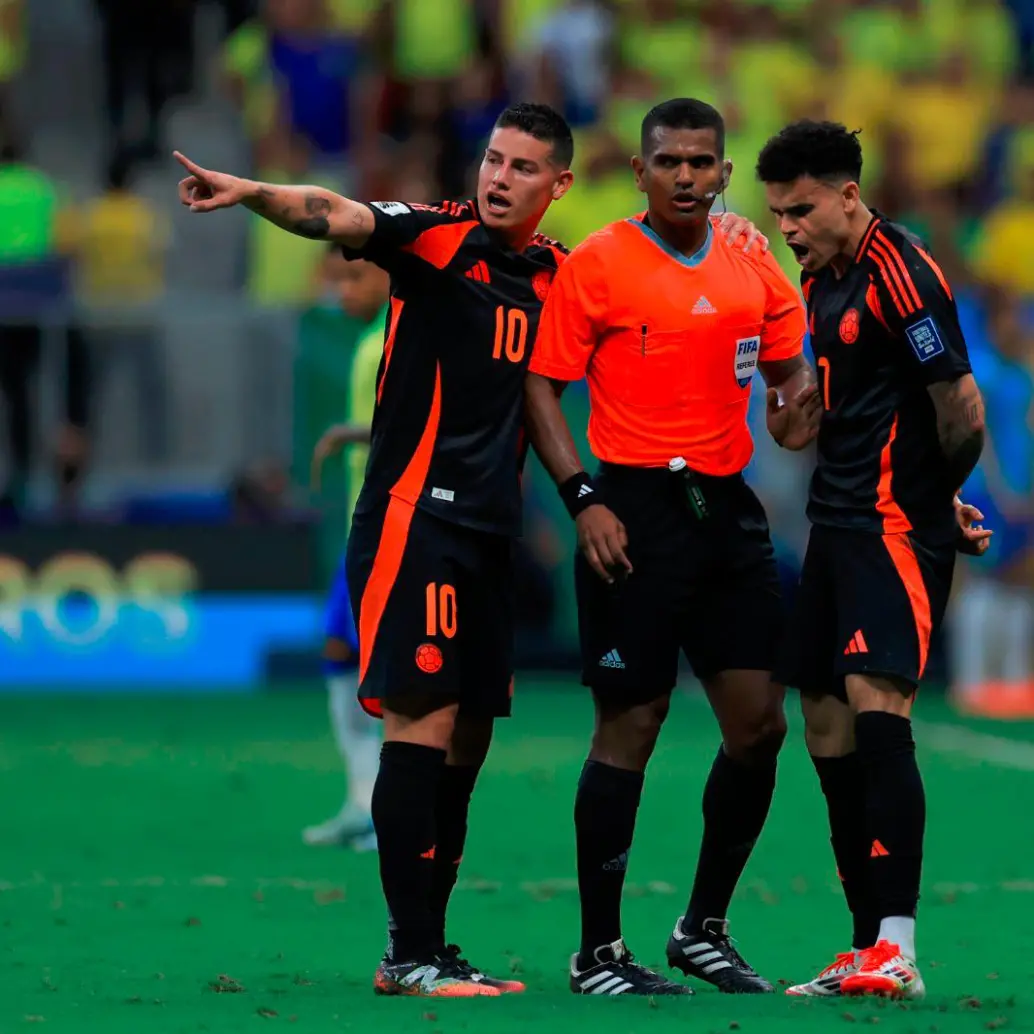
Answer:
[
  {"left": 575, "top": 760, "right": 644, "bottom": 965},
  {"left": 683, "top": 747, "right": 777, "bottom": 931},
  {"left": 854, "top": 712, "right": 925, "bottom": 923},
  {"left": 812, "top": 753, "right": 880, "bottom": 950},
  {"left": 429, "top": 763, "right": 480, "bottom": 945},
  {"left": 371, "top": 741, "right": 445, "bottom": 961}
]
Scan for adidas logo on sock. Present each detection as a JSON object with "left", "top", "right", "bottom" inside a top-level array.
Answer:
[
  {"left": 599, "top": 649, "right": 625, "bottom": 669},
  {"left": 692, "top": 295, "right": 717, "bottom": 315},
  {"left": 602, "top": 850, "right": 629, "bottom": 872}
]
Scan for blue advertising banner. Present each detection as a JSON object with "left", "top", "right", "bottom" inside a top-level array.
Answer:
[{"left": 0, "top": 525, "right": 323, "bottom": 689}]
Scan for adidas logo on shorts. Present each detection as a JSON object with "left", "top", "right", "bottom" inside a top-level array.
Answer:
[{"left": 599, "top": 650, "right": 625, "bottom": 669}]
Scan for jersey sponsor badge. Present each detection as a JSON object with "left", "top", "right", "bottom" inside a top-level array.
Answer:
[
  {"left": 370, "top": 201, "right": 410, "bottom": 217},
  {"left": 905, "top": 316, "right": 945, "bottom": 362},
  {"left": 431, "top": 487, "right": 455, "bottom": 502},
  {"left": 734, "top": 335, "right": 760, "bottom": 388}
]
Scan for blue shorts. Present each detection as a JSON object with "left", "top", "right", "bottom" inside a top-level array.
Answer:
[{"left": 325, "top": 559, "right": 359, "bottom": 668}]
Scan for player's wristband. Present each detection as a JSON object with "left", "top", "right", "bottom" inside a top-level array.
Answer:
[{"left": 559, "top": 472, "right": 599, "bottom": 519}]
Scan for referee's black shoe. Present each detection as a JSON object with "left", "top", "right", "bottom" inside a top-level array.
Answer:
[
  {"left": 571, "top": 938, "right": 694, "bottom": 996},
  {"left": 666, "top": 917, "right": 774, "bottom": 993}
]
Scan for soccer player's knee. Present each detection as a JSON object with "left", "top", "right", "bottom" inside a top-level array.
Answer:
[
  {"left": 845, "top": 674, "right": 914, "bottom": 716},
  {"left": 727, "top": 704, "right": 787, "bottom": 763},
  {"left": 802, "top": 692, "right": 854, "bottom": 756},
  {"left": 591, "top": 694, "right": 669, "bottom": 770}
]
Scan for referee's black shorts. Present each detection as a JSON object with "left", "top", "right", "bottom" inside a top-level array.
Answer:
[{"left": 576, "top": 462, "right": 784, "bottom": 705}]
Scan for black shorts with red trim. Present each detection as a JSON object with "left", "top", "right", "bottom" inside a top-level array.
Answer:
[
  {"left": 346, "top": 497, "right": 514, "bottom": 719},
  {"left": 775, "top": 524, "right": 956, "bottom": 699},
  {"left": 577, "top": 463, "right": 784, "bottom": 704}
]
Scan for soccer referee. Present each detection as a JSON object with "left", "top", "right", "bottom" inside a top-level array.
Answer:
[{"left": 525, "top": 99, "right": 820, "bottom": 996}]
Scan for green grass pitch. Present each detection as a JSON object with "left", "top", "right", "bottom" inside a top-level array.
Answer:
[{"left": 2, "top": 681, "right": 1033, "bottom": 1033}]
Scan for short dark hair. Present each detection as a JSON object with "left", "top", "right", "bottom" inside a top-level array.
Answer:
[
  {"left": 494, "top": 103, "right": 574, "bottom": 170},
  {"left": 756, "top": 119, "right": 863, "bottom": 185},
  {"left": 641, "top": 98, "right": 725, "bottom": 156}
]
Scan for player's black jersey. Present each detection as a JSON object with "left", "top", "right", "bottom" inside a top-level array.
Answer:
[
  {"left": 343, "top": 198, "right": 567, "bottom": 536},
  {"left": 803, "top": 212, "right": 972, "bottom": 543}
]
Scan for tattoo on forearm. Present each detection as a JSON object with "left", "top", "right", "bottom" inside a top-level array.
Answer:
[
  {"left": 250, "top": 187, "right": 332, "bottom": 238},
  {"left": 351, "top": 209, "right": 365, "bottom": 227},
  {"left": 933, "top": 379, "right": 985, "bottom": 487},
  {"left": 296, "top": 194, "right": 332, "bottom": 238}
]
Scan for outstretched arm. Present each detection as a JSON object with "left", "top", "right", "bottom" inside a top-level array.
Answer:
[{"left": 174, "top": 151, "right": 374, "bottom": 247}]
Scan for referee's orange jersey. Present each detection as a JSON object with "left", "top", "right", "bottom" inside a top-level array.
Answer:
[{"left": 530, "top": 214, "right": 806, "bottom": 474}]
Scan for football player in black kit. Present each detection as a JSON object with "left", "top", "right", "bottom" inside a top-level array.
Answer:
[
  {"left": 175, "top": 103, "right": 769, "bottom": 997},
  {"left": 756, "top": 120, "right": 992, "bottom": 1000}
]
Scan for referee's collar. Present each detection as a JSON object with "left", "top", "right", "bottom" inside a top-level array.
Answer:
[{"left": 629, "top": 213, "right": 713, "bottom": 268}]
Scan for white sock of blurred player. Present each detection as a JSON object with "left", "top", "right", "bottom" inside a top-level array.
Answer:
[
  {"left": 1002, "top": 586, "right": 1033, "bottom": 684},
  {"left": 303, "top": 671, "right": 382, "bottom": 848},
  {"left": 950, "top": 577, "right": 995, "bottom": 696}
]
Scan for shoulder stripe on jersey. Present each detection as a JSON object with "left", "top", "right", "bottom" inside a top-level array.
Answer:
[
  {"left": 914, "top": 246, "right": 953, "bottom": 300},
  {"left": 874, "top": 232, "right": 922, "bottom": 310},
  {"left": 865, "top": 279, "right": 890, "bottom": 332},
  {"left": 869, "top": 243, "right": 909, "bottom": 318},
  {"left": 802, "top": 277, "right": 814, "bottom": 302},
  {"left": 855, "top": 216, "right": 881, "bottom": 263},
  {"left": 402, "top": 219, "right": 479, "bottom": 269},
  {"left": 531, "top": 231, "right": 566, "bottom": 250},
  {"left": 357, "top": 362, "right": 443, "bottom": 705},
  {"left": 530, "top": 232, "right": 569, "bottom": 268},
  {"left": 870, "top": 239, "right": 919, "bottom": 319},
  {"left": 376, "top": 296, "right": 404, "bottom": 404}
]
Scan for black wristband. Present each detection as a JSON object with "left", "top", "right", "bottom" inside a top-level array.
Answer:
[{"left": 559, "top": 472, "right": 598, "bottom": 519}]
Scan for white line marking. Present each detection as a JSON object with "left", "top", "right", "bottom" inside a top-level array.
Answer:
[{"left": 914, "top": 720, "right": 1034, "bottom": 772}]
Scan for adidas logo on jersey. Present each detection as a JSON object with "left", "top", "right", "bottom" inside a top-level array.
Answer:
[
  {"left": 692, "top": 295, "right": 717, "bottom": 315},
  {"left": 843, "top": 630, "right": 869, "bottom": 655},
  {"left": 464, "top": 261, "right": 492, "bottom": 284},
  {"left": 599, "top": 650, "right": 625, "bottom": 669}
]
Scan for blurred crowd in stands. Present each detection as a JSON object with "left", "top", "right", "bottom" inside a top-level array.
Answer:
[{"left": 0, "top": 0, "right": 1031, "bottom": 703}]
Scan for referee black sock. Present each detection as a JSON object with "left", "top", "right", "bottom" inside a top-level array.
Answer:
[
  {"left": 855, "top": 712, "right": 925, "bottom": 922},
  {"left": 429, "top": 763, "right": 480, "bottom": 945},
  {"left": 371, "top": 740, "right": 446, "bottom": 962},
  {"left": 683, "top": 747, "right": 777, "bottom": 931},
  {"left": 575, "top": 760, "right": 644, "bottom": 965},
  {"left": 812, "top": 753, "right": 880, "bottom": 950}
]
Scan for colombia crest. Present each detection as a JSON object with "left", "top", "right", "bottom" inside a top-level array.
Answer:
[{"left": 839, "top": 307, "right": 860, "bottom": 344}]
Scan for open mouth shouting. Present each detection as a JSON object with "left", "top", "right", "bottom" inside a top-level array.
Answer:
[
  {"left": 485, "top": 191, "right": 512, "bottom": 215},
  {"left": 787, "top": 240, "right": 810, "bottom": 264}
]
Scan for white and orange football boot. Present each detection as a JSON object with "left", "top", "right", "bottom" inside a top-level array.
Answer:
[
  {"left": 840, "top": 940, "right": 925, "bottom": 1000},
  {"left": 374, "top": 952, "right": 502, "bottom": 997},
  {"left": 785, "top": 950, "right": 860, "bottom": 997}
]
